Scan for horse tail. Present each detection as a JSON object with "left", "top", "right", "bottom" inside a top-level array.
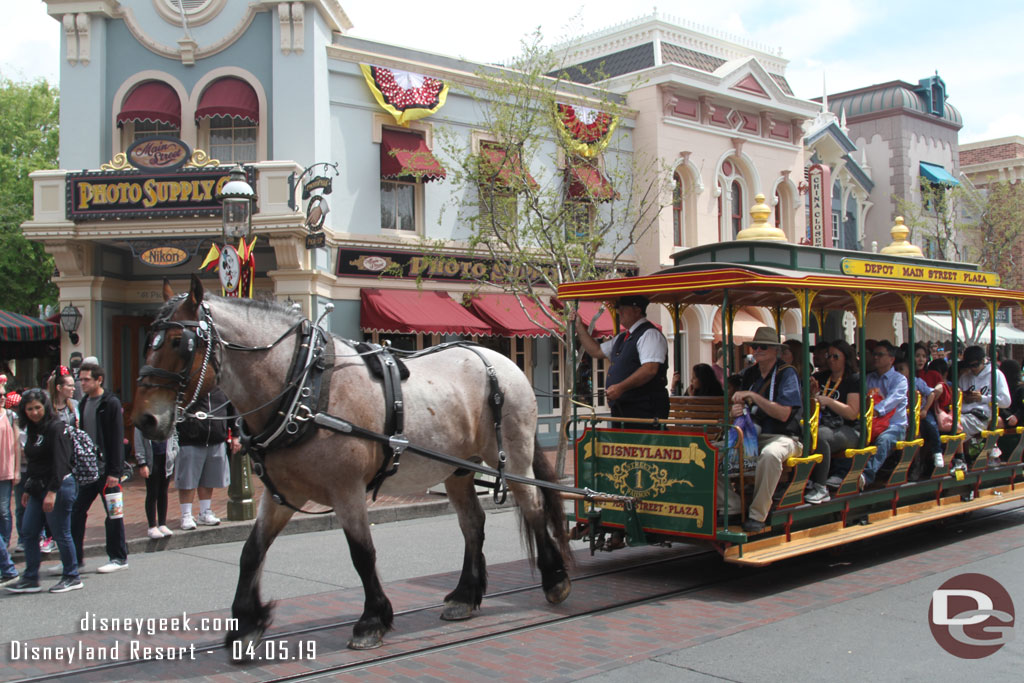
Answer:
[{"left": 528, "top": 436, "right": 572, "bottom": 565}]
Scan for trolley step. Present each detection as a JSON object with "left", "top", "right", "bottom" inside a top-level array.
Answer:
[{"left": 723, "top": 484, "right": 1024, "bottom": 566}]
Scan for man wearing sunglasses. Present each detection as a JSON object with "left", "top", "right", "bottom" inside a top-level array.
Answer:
[
  {"left": 959, "top": 345, "right": 1010, "bottom": 443},
  {"left": 731, "top": 326, "right": 802, "bottom": 533},
  {"left": 574, "top": 295, "right": 669, "bottom": 425}
]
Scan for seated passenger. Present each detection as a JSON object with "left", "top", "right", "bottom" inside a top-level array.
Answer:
[
  {"left": 730, "top": 327, "right": 802, "bottom": 533},
  {"left": 813, "top": 340, "right": 860, "bottom": 501},
  {"left": 959, "top": 346, "right": 1010, "bottom": 455},
  {"left": 894, "top": 356, "right": 942, "bottom": 475},
  {"left": 829, "top": 340, "right": 907, "bottom": 489},
  {"left": 684, "top": 363, "right": 724, "bottom": 397}
]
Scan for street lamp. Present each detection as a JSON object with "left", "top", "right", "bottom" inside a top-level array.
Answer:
[
  {"left": 219, "top": 165, "right": 256, "bottom": 241},
  {"left": 60, "top": 304, "right": 82, "bottom": 345}
]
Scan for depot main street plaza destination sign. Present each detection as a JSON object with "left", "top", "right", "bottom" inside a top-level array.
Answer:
[
  {"left": 575, "top": 429, "right": 717, "bottom": 539},
  {"left": 65, "top": 166, "right": 253, "bottom": 222},
  {"left": 842, "top": 258, "right": 1000, "bottom": 287}
]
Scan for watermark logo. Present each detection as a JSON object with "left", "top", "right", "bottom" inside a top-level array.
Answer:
[{"left": 929, "top": 573, "right": 1015, "bottom": 658}]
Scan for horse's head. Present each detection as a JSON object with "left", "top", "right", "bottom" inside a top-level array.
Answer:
[{"left": 132, "top": 274, "right": 218, "bottom": 440}]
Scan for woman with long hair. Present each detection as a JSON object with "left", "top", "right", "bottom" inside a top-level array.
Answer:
[
  {"left": 684, "top": 363, "right": 724, "bottom": 397},
  {"left": 5, "top": 389, "right": 81, "bottom": 594},
  {"left": 816, "top": 340, "right": 862, "bottom": 503},
  {"left": 47, "top": 367, "right": 79, "bottom": 428}
]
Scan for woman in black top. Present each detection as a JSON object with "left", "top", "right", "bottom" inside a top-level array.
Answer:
[
  {"left": 684, "top": 363, "right": 724, "bottom": 397},
  {"left": 814, "top": 340, "right": 862, "bottom": 502},
  {"left": 998, "top": 360, "right": 1024, "bottom": 460},
  {"left": 6, "top": 389, "right": 81, "bottom": 594}
]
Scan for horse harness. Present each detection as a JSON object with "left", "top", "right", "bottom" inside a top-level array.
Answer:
[{"left": 141, "top": 299, "right": 521, "bottom": 514}]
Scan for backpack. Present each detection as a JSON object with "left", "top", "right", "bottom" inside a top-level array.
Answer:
[{"left": 65, "top": 424, "right": 102, "bottom": 485}]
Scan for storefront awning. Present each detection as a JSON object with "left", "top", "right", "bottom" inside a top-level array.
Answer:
[
  {"left": 0, "top": 309, "right": 60, "bottom": 343},
  {"left": 479, "top": 143, "right": 539, "bottom": 191},
  {"left": 920, "top": 161, "right": 959, "bottom": 186},
  {"left": 380, "top": 129, "right": 446, "bottom": 182},
  {"left": 566, "top": 163, "right": 616, "bottom": 202},
  {"left": 116, "top": 81, "right": 181, "bottom": 128},
  {"left": 195, "top": 77, "right": 259, "bottom": 123},
  {"left": 915, "top": 313, "right": 1024, "bottom": 345},
  {"left": 360, "top": 288, "right": 491, "bottom": 336},
  {"left": 466, "top": 293, "right": 558, "bottom": 338}
]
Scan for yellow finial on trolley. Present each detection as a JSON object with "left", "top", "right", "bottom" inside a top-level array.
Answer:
[
  {"left": 735, "top": 193, "right": 787, "bottom": 242},
  {"left": 880, "top": 216, "right": 923, "bottom": 257}
]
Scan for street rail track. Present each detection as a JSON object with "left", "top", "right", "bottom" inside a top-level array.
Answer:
[{"left": 9, "top": 503, "right": 1024, "bottom": 683}]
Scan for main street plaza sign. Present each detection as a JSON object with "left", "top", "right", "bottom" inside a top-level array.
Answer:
[{"left": 575, "top": 428, "right": 718, "bottom": 539}]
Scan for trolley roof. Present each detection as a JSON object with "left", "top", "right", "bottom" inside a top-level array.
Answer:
[{"left": 557, "top": 244, "right": 1024, "bottom": 313}]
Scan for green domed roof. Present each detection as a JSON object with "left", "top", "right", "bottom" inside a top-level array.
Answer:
[{"left": 827, "top": 80, "right": 961, "bottom": 126}]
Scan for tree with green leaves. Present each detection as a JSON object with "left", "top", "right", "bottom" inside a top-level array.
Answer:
[
  {"left": 432, "top": 31, "right": 669, "bottom": 473},
  {"left": 897, "top": 178, "right": 1024, "bottom": 343},
  {"left": 0, "top": 76, "right": 60, "bottom": 314}
]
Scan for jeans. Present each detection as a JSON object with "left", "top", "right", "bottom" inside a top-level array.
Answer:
[
  {"left": 863, "top": 423, "right": 907, "bottom": 484},
  {"left": 817, "top": 424, "right": 859, "bottom": 484},
  {"left": 72, "top": 478, "right": 128, "bottom": 567},
  {"left": 13, "top": 478, "right": 25, "bottom": 545},
  {"left": 22, "top": 475, "right": 79, "bottom": 581},
  {"left": 0, "top": 478, "right": 11, "bottom": 545}
]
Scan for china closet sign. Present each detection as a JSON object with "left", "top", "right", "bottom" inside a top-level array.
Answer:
[{"left": 64, "top": 167, "right": 253, "bottom": 222}]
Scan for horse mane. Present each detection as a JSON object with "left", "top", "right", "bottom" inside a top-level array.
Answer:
[{"left": 156, "top": 291, "right": 305, "bottom": 328}]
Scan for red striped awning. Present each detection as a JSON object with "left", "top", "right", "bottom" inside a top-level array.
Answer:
[
  {"left": 0, "top": 309, "right": 60, "bottom": 343},
  {"left": 360, "top": 289, "right": 491, "bottom": 336},
  {"left": 465, "top": 293, "right": 558, "bottom": 338},
  {"left": 380, "top": 129, "right": 446, "bottom": 182},
  {"left": 479, "top": 143, "right": 539, "bottom": 191},
  {"left": 567, "top": 162, "right": 617, "bottom": 202},
  {"left": 196, "top": 77, "right": 259, "bottom": 123},
  {"left": 116, "top": 81, "right": 181, "bottom": 128},
  {"left": 577, "top": 301, "right": 616, "bottom": 338}
]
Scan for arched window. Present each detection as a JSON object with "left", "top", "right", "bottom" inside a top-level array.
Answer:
[
  {"left": 717, "top": 157, "right": 747, "bottom": 241},
  {"left": 774, "top": 189, "right": 782, "bottom": 228},
  {"left": 116, "top": 81, "right": 181, "bottom": 145},
  {"left": 196, "top": 77, "right": 259, "bottom": 163},
  {"left": 672, "top": 171, "right": 684, "bottom": 246},
  {"left": 730, "top": 181, "right": 743, "bottom": 238}
]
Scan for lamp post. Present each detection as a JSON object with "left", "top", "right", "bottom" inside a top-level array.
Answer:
[
  {"left": 60, "top": 304, "right": 82, "bottom": 345},
  {"left": 219, "top": 165, "right": 256, "bottom": 521}
]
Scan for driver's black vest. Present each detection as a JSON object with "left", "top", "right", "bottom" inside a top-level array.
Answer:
[{"left": 606, "top": 321, "right": 668, "bottom": 413}]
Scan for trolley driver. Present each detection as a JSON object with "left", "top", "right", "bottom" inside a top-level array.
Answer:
[{"left": 574, "top": 295, "right": 670, "bottom": 423}]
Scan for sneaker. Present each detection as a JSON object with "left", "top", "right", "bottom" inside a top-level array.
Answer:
[
  {"left": 0, "top": 573, "right": 20, "bottom": 588},
  {"left": 742, "top": 517, "right": 765, "bottom": 533},
  {"left": 147, "top": 527, "right": 165, "bottom": 540},
  {"left": 158, "top": 525, "right": 174, "bottom": 537},
  {"left": 825, "top": 475, "right": 844, "bottom": 488},
  {"left": 40, "top": 537, "right": 57, "bottom": 554},
  {"left": 180, "top": 514, "right": 197, "bottom": 531},
  {"left": 5, "top": 578, "right": 41, "bottom": 593},
  {"left": 49, "top": 577, "right": 83, "bottom": 593},
  {"left": 96, "top": 560, "right": 128, "bottom": 574},
  {"left": 196, "top": 511, "right": 221, "bottom": 526},
  {"left": 46, "top": 564, "right": 65, "bottom": 576},
  {"left": 805, "top": 483, "right": 831, "bottom": 505},
  {"left": 933, "top": 452, "right": 945, "bottom": 469}
]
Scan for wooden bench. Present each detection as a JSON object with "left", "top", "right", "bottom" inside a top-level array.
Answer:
[
  {"left": 668, "top": 396, "right": 746, "bottom": 517},
  {"left": 885, "top": 392, "right": 923, "bottom": 486},
  {"left": 777, "top": 402, "right": 825, "bottom": 509}
]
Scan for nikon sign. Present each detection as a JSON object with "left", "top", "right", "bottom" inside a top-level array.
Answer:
[{"left": 65, "top": 166, "right": 253, "bottom": 222}]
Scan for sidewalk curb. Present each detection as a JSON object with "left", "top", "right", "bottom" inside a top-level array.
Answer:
[{"left": 79, "top": 492, "right": 512, "bottom": 560}]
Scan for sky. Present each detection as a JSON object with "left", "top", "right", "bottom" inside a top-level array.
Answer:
[{"left": 2, "top": 0, "right": 1022, "bottom": 144}]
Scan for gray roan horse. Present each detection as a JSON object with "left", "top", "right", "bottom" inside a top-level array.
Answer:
[{"left": 132, "top": 276, "right": 571, "bottom": 654}]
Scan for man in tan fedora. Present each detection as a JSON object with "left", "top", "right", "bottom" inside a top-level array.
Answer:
[{"left": 731, "top": 326, "right": 803, "bottom": 533}]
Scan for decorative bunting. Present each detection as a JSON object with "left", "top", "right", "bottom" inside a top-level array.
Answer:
[
  {"left": 360, "top": 64, "right": 448, "bottom": 126},
  {"left": 199, "top": 236, "right": 258, "bottom": 298},
  {"left": 555, "top": 103, "right": 618, "bottom": 158}
]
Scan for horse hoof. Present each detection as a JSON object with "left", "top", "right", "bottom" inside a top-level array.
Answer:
[
  {"left": 441, "top": 601, "right": 476, "bottom": 621},
  {"left": 347, "top": 634, "right": 384, "bottom": 650},
  {"left": 544, "top": 577, "right": 572, "bottom": 605}
]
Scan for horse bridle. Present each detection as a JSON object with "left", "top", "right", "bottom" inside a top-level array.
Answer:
[{"left": 138, "top": 296, "right": 221, "bottom": 422}]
